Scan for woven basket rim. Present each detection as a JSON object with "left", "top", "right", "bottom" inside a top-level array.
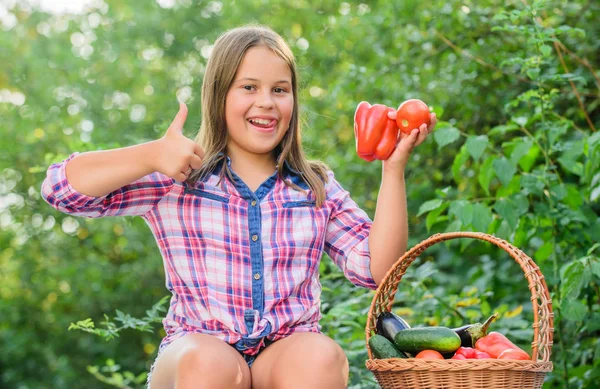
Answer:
[
  {"left": 365, "top": 358, "right": 554, "bottom": 373},
  {"left": 365, "top": 231, "right": 554, "bottom": 364}
]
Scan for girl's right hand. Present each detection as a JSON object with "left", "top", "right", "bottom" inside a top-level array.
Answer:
[{"left": 151, "top": 103, "right": 205, "bottom": 182}]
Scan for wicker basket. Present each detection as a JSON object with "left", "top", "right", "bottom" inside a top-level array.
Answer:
[{"left": 365, "top": 232, "right": 554, "bottom": 389}]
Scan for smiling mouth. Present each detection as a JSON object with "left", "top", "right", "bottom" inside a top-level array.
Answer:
[{"left": 247, "top": 118, "right": 278, "bottom": 131}]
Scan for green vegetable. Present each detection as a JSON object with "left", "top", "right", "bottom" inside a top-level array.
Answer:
[
  {"left": 393, "top": 327, "right": 462, "bottom": 354},
  {"left": 368, "top": 334, "right": 406, "bottom": 359}
]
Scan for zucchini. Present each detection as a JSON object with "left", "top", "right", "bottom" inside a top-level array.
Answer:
[
  {"left": 368, "top": 334, "right": 406, "bottom": 359},
  {"left": 393, "top": 327, "right": 461, "bottom": 354}
]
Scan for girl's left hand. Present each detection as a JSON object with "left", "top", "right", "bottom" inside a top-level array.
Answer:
[{"left": 383, "top": 111, "right": 437, "bottom": 171}]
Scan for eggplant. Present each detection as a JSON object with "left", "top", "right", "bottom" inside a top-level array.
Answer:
[
  {"left": 452, "top": 313, "right": 498, "bottom": 348},
  {"left": 375, "top": 312, "right": 411, "bottom": 358},
  {"left": 375, "top": 312, "right": 411, "bottom": 342}
]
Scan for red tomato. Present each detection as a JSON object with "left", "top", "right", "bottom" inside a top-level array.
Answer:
[
  {"left": 415, "top": 350, "right": 444, "bottom": 359},
  {"left": 396, "top": 99, "right": 431, "bottom": 134}
]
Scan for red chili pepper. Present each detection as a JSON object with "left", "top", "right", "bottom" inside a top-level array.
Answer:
[
  {"left": 354, "top": 101, "right": 399, "bottom": 162},
  {"left": 475, "top": 332, "right": 530, "bottom": 360},
  {"left": 452, "top": 347, "right": 491, "bottom": 359},
  {"left": 476, "top": 350, "right": 492, "bottom": 359}
]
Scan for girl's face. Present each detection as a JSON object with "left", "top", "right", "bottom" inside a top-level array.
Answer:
[{"left": 225, "top": 45, "right": 294, "bottom": 164}]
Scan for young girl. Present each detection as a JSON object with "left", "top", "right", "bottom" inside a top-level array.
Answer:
[{"left": 42, "top": 24, "right": 435, "bottom": 389}]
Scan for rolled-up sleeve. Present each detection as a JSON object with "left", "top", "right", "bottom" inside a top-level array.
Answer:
[
  {"left": 41, "top": 152, "right": 175, "bottom": 218},
  {"left": 323, "top": 171, "right": 378, "bottom": 290}
]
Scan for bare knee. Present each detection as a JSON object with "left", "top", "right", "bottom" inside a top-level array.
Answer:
[
  {"left": 292, "top": 344, "right": 348, "bottom": 389},
  {"left": 313, "top": 341, "right": 348, "bottom": 371},
  {"left": 293, "top": 333, "right": 347, "bottom": 370},
  {"left": 176, "top": 345, "right": 223, "bottom": 376},
  {"left": 175, "top": 342, "right": 249, "bottom": 389},
  {"left": 252, "top": 333, "right": 349, "bottom": 389},
  {"left": 149, "top": 334, "right": 250, "bottom": 389}
]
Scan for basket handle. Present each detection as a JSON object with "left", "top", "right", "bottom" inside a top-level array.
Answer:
[{"left": 365, "top": 232, "right": 554, "bottom": 362}]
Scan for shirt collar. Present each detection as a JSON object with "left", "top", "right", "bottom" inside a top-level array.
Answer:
[{"left": 214, "top": 152, "right": 303, "bottom": 178}]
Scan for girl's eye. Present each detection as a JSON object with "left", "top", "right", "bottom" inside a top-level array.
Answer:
[{"left": 241, "top": 85, "right": 287, "bottom": 93}]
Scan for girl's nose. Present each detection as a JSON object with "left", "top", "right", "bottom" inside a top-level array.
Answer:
[{"left": 255, "top": 91, "right": 275, "bottom": 109}]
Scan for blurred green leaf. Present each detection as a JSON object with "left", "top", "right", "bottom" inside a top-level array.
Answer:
[
  {"left": 433, "top": 123, "right": 461, "bottom": 150},
  {"left": 465, "top": 135, "right": 489, "bottom": 162},
  {"left": 493, "top": 157, "right": 517, "bottom": 187}
]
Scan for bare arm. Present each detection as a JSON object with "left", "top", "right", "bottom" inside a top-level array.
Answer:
[
  {"left": 65, "top": 103, "right": 203, "bottom": 197},
  {"left": 369, "top": 112, "right": 437, "bottom": 285},
  {"left": 66, "top": 141, "right": 159, "bottom": 197},
  {"left": 368, "top": 169, "right": 409, "bottom": 285}
]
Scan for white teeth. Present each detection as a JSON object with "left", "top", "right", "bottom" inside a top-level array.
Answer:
[{"left": 249, "top": 118, "right": 273, "bottom": 125}]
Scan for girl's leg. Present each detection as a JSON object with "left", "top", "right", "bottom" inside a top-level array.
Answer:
[
  {"left": 149, "top": 333, "right": 251, "bottom": 389},
  {"left": 250, "top": 332, "right": 349, "bottom": 389}
]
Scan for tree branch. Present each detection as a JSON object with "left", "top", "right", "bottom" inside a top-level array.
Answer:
[
  {"left": 519, "top": 0, "right": 598, "bottom": 132},
  {"left": 552, "top": 41, "right": 597, "bottom": 132},
  {"left": 433, "top": 30, "right": 533, "bottom": 85}
]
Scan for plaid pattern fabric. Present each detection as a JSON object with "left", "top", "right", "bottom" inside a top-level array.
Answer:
[{"left": 42, "top": 152, "right": 377, "bottom": 356}]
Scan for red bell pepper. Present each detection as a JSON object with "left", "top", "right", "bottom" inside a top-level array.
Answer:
[
  {"left": 451, "top": 347, "right": 491, "bottom": 359},
  {"left": 498, "top": 349, "right": 531, "bottom": 360},
  {"left": 475, "top": 332, "right": 530, "bottom": 360},
  {"left": 354, "top": 101, "right": 399, "bottom": 162}
]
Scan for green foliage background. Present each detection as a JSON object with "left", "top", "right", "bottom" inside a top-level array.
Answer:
[{"left": 1, "top": 0, "right": 599, "bottom": 388}]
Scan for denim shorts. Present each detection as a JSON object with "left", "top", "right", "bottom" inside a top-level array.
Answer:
[{"left": 232, "top": 337, "right": 274, "bottom": 367}]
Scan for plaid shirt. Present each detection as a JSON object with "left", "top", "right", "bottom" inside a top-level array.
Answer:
[{"left": 42, "top": 153, "right": 377, "bottom": 356}]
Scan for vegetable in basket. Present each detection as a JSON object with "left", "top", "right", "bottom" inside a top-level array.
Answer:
[
  {"left": 451, "top": 347, "right": 491, "bottom": 359},
  {"left": 394, "top": 327, "right": 461, "bottom": 354},
  {"left": 375, "top": 312, "right": 411, "bottom": 357},
  {"left": 452, "top": 313, "right": 498, "bottom": 348},
  {"left": 498, "top": 349, "right": 531, "bottom": 360},
  {"left": 475, "top": 332, "right": 530, "bottom": 360},
  {"left": 368, "top": 334, "right": 406, "bottom": 359},
  {"left": 415, "top": 350, "right": 444, "bottom": 359},
  {"left": 376, "top": 312, "right": 411, "bottom": 341}
]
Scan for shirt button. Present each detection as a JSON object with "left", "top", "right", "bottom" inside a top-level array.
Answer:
[
  {"left": 252, "top": 235, "right": 259, "bottom": 242},
  {"left": 251, "top": 200, "right": 257, "bottom": 206},
  {"left": 254, "top": 273, "right": 261, "bottom": 280}
]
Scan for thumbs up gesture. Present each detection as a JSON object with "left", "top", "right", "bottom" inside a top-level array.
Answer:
[{"left": 153, "top": 103, "right": 205, "bottom": 182}]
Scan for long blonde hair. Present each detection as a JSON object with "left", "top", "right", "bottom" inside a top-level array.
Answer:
[{"left": 187, "top": 24, "right": 329, "bottom": 207}]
